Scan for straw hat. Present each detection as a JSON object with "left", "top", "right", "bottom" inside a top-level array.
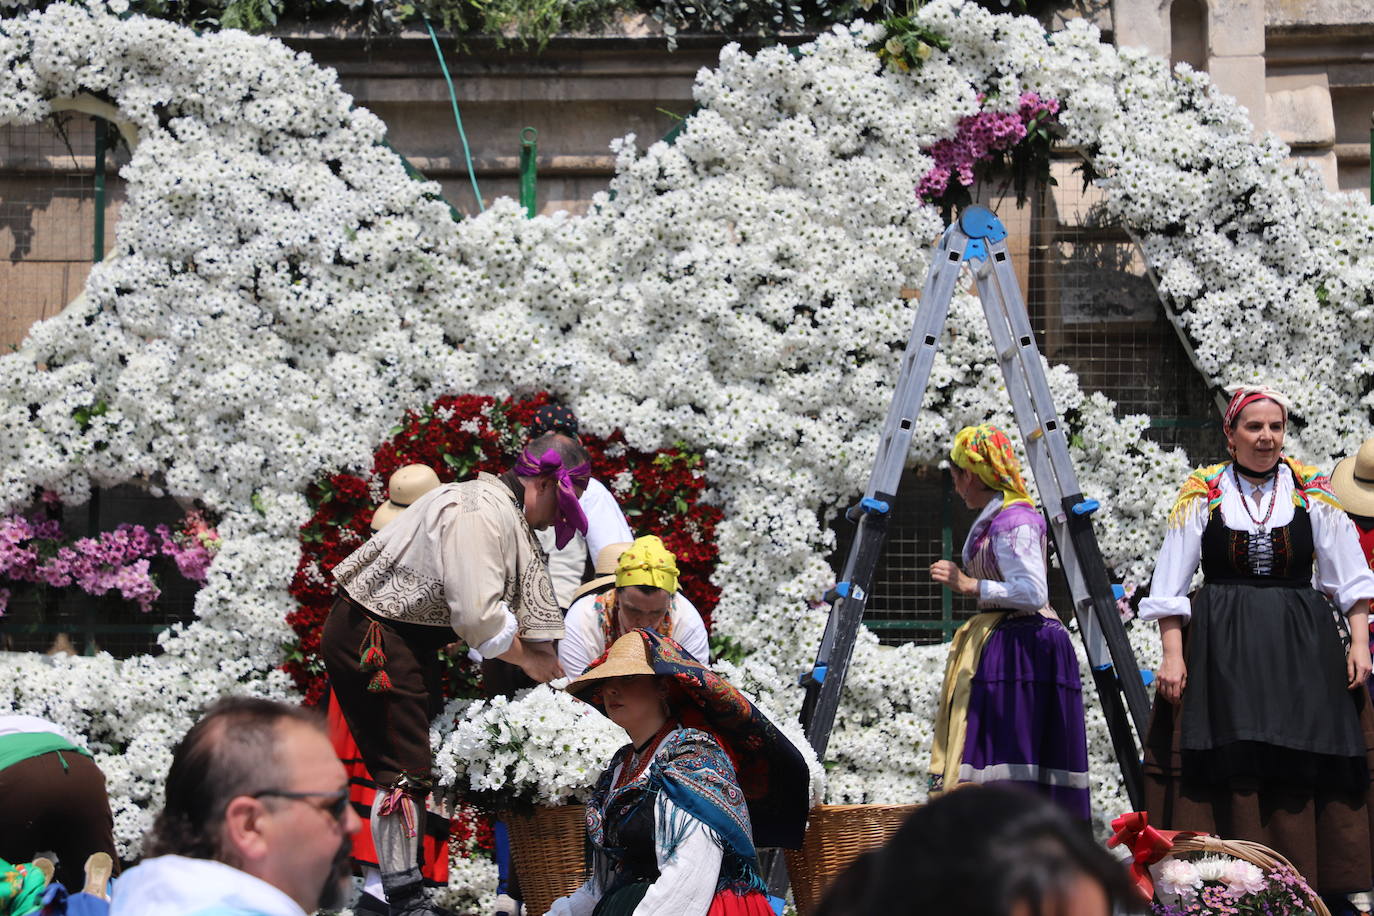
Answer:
[
  {"left": 371, "top": 464, "right": 442, "bottom": 531},
  {"left": 569, "top": 541, "right": 634, "bottom": 603},
  {"left": 1332, "top": 437, "right": 1374, "bottom": 517},
  {"left": 567, "top": 629, "right": 810, "bottom": 850}
]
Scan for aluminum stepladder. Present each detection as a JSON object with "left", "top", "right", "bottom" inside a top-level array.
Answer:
[{"left": 796, "top": 204, "right": 1152, "bottom": 810}]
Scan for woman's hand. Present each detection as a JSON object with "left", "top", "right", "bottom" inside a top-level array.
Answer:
[
  {"left": 1347, "top": 643, "right": 1372, "bottom": 690},
  {"left": 1156, "top": 654, "right": 1187, "bottom": 706},
  {"left": 929, "top": 560, "right": 978, "bottom": 597},
  {"left": 1348, "top": 603, "right": 1371, "bottom": 691}
]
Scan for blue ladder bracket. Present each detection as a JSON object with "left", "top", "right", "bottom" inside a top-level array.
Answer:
[
  {"left": 1139, "top": 668, "right": 1155, "bottom": 686},
  {"left": 799, "top": 664, "right": 829, "bottom": 686},
  {"left": 962, "top": 238, "right": 988, "bottom": 263},
  {"left": 833, "top": 581, "right": 866, "bottom": 601},
  {"left": 1071, "top": 498, "right": 1100, "bottom": 516},
  {"left": 860, "top": 497, "right": 890, "bottom": 515},
  {"left": 959, "top": 205, "right": 1008, "bottom": 242},
  {"left": 1092, "top": 663, "right": 1114, "bottom": 673}
]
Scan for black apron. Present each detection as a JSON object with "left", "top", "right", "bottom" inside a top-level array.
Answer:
[{"left": 1180, "top": 500, "right": 1368, "bottom": 790}]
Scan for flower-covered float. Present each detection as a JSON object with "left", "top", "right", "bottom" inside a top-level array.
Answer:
[{"left": 1, "top": 2, "right": 1372, "bottom": 906}]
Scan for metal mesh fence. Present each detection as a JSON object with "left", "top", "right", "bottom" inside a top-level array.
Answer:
[
  {"left": 0, "top": 486, "right": 204, "bottom": 659},
  {"left": 842, "top": 156, "right": 1222, "bottom": 645},
  {"left": 0, "top": 117, "right": 178, "bottom": 659}
]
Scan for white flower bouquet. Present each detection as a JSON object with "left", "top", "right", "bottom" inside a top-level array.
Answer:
[{"left": 431, "top": 684, "right": 626, "bottom": 813}]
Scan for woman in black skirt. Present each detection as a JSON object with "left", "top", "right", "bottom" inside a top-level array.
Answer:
[{"left": 1140, "top": 384, "right": 1374, "bottom": 903}]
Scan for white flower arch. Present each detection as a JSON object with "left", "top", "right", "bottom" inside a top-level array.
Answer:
[{"left": 1, "top": 0, "right": 1370, "bottom": 850}]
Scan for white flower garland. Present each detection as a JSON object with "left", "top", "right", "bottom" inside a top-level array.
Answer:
[{"left": 0, "top": 0, "right": 1369, "bottom": 857}]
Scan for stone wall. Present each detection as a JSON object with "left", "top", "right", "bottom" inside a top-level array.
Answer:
[
  {"left": 1112, "top": 0, "right": 1374, "bottom": 195},
  {"left": 4, "top": 4, "right": 1374, "bottom": 351}
]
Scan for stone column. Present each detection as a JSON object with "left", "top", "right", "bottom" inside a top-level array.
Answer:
[{"left": 1205, "top": 0, "right": 1267, "bottom": 133}]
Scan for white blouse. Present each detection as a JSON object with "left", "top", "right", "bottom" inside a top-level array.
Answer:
[
  {"left": 546, "top": 734, "right": 724, "bottom": 916},
  {"left": 1139, "top": 466, "right": 1374, "bottom": 623},
  {"left": 963, "top": 498, "right": 1050, "bottom": 613}
]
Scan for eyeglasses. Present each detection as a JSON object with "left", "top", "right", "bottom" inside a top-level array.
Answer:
[{"left": 252, "top": 787, "right": 351, "bottom": 823}]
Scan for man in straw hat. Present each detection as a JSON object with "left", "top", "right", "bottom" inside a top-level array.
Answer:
[
  {"left": 371, "top": 465, "right": 442, "bottom": 532},
  {"left": 1333, "top": 437, "right": 1374, "bottom": 570},
  {"left": 558, "top": 535, "right": 710, "bottom": 678},
  {"left": 332, "top": 461, "right": 450, "bottom": 914},
  {"left": 321, "top": 432, "right": 590, "bottom": 916}
]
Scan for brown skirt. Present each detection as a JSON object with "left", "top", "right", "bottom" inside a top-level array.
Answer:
[
  {"left": 1144, "top": 685, "right": 1374, "bottom": 895},
  {"left": 0, "top": 749, "right": 119, "bottom": 890},
  {"left": 321, "top": 593, "right": 454, "bottom": 789}
]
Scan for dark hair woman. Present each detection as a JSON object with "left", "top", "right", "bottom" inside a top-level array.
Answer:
[
  {"left": 821, "top": 785, "right": 1137, "bottom": 916},
  {"left": 1141, "top": 384, "right": 1374, "bottom": 904}
]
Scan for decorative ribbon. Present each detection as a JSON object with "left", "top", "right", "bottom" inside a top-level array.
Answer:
[
  {"left": 1222, "top": 384, "right": 1291, "bottom": 430},
  {"left": 1107, "top": 811, "right": 1197, "bottom": 902},
  {"left": 377, "top": 785, "right": 419, "bottom": 839},
  {"left": 514, "top": 447, "right": 590, "bottom": 549}
]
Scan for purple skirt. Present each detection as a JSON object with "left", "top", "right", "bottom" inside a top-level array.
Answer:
[{"left": 961, "top": 614, "right": 1091, "bottom": 820}]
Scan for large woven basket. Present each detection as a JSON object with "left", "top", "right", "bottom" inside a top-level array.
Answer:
[
  {"left": 1164, "top": 834, "right": 1331, "bottom": 916},
  {"left": 503, "top": 804, "right": 588, "bottom": 916},
  {"left": 784, "top": 804, "right": 918, "bottom": 916}
]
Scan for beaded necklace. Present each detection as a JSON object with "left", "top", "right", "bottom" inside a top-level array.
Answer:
[
  {"left": 614, "top": 718, "right": 677, "bottom": 790},
  {"left": 1233, "top": 464, "right": 1280, "bottom": 527}
]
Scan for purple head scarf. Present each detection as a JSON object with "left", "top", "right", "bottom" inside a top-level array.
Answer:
[{"left": 514, "top": 448, "right": 591, "bottom": 548}]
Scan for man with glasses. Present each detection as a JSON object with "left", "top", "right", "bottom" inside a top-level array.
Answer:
[{"left": 111, "top": 696, "right": 360, "bottom": 916}]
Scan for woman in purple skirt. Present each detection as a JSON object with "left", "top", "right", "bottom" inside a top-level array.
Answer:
[{"left": 928, "top": 424, "right": 1091, "bottom": 819}]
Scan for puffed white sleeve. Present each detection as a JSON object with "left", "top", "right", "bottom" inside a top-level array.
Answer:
[
  {"left": 631, "top": 796, "right": 723, "bottom": 916},
  {"left": 977, "top": 525, "right": 1049, "bottom": 612},
  {"left": 582, "top": 478, "right": 634, "bottom": 562},
  {"left": 547, "top": 871, "right": 602, "bottom": 916},
  {"left": 558, "top": 595, "right": 602, "bottom": 678},
  {"left": 1137, "top": 502, "right": 1207, "bottom": 623},
  {"left": 1311, "top": 500, "right": 1374, "bottom": 614},
  {"left": 671, "top": 595, "right": 711, "bottom": 664}
]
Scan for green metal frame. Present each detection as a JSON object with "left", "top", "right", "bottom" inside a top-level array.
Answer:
[{"left": 520, "top": 127, "right": 538, "bottom": 218}]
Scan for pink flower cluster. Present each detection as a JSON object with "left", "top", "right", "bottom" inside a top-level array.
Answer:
[
  {"left": 916, "top": 92, "right": 1061, "bottom": 201},
  {"left": 0, "top": 506, "right": 220, "bottom": 615}
]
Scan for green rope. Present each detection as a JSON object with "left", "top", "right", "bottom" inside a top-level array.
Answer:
[{"left": 424, "top": 17, "right": 484, "bottom": 213}]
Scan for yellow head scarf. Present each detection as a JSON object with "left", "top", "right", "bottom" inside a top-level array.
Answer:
[
  {"left": 950, "top": 424, "right": 1034, "bottom": 509},
  {"left": 615, "top": 535, "right": 680, "bottom": 593}
]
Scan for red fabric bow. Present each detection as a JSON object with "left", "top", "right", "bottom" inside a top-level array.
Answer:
[{"left": 1107, "top": 811, "right": 1196, "bottom": 901}]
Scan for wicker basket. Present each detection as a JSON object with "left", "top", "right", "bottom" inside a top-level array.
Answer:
[
  {"left": 503, "top": 804, "right": 588, "bottom": 916},
  {"left": 1163, "top": 834, "right": 1331, "bottom": 916},
  {"left": 784, "top": 804, "right": 918, "bottom": 916}
]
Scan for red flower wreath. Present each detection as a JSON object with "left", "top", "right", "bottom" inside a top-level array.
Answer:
[{"left": 285, "top": 393, "right": 721, "bottom": 705}]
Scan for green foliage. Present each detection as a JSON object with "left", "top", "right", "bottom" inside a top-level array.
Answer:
[{"left": 419, "top": 0, "right": 630, "bottom": 50}]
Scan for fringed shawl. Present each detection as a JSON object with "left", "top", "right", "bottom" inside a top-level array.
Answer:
[{"left": 1168, "top": 458, "right": 1342, "bottom": 529}]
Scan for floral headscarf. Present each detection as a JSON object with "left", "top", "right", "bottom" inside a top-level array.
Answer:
[
  {"left": 615, "top": 535, "right": 680, "bottom": 593},
  {"left": 950, "top": 424, "right": 1034, "bottom": 509}
]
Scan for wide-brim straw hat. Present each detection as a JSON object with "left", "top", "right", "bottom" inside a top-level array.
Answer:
[
  {"left": 567, "top": 628, "right": 810, "bottom": 849},
  {"left": 371, "top": 464, "right": 442, "bottom": 531},
  {"left": 569, "top": 541, "right": 634, "bottom": 603},
  {"left": 1332, "top": 437, "right": 1374, "bottom": 517}
]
